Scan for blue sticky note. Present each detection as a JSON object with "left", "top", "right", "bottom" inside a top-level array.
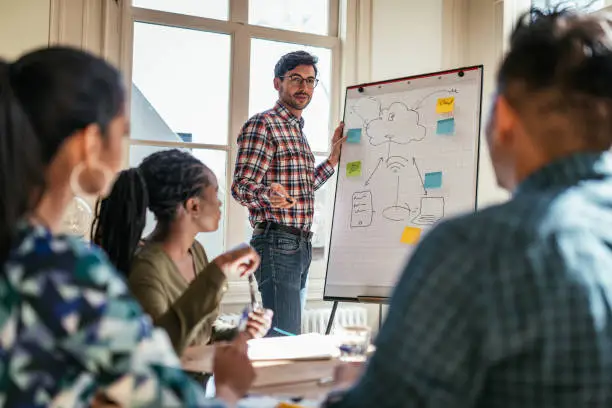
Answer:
[
  {"left": 424, "top": 172, "right": 443, "bottom": 189},
  {"left": 436, "top": 118, "right": 455, "bottom": 135},
  {"left": 347, "top": 128, "right": 362, "bottom": 143}
]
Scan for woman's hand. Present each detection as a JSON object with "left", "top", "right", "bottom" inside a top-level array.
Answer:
[
  {"left": 213, "top": 244, "right": 260, "bottom": 279},
  {"left": 213, "top": 334, "right": 255, "bottom": 405},
  {"left": 244, "top": 308, "right": 273, "bottom": 339}
]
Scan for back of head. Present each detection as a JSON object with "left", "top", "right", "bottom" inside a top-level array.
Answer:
[
  {"left": 0, "top": 46, "right": 124, "bottom": 260},
  {"left": 92, "top": 149, "right": 214, "bottom": 275},
  {"left": 497, "top": 7, "right": 612, "bottom": 153}
]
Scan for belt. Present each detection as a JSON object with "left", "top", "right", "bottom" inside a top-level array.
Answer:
[{"left": 254, "top": 221, "right": 313, "bottom": 240}]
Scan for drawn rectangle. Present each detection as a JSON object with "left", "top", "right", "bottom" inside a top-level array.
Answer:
[
  {"left": 424, "top": 171, "right": 443, "bottom": 189},
  {"left": 400, "top": 227, "right": 421, "bottom": 244},
  {"left": 436, "top": 97, "right": 455, "bottom": 114},
  {"left": 347, "top": 128, "right": 362, "bottom": 143},
  {"left": 351, "top": 191, "right": 373, "bottom": 228},
  {"left": 436, "top": 118, "right": 455, "bottom": 135},
  {"left": 346, "top": 161, "right": 362, "bottom": 177}
]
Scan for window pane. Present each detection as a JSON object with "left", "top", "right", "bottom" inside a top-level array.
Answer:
[
  {"left": 531, "top": 0, "right": 604, "bottom": 11},
  {"left": 131, "top": 22, "right": 230, "bottom": 145},
  {"left": 249, "top": 0, "right": 329, "bottom": 35},
  {"left": 133, "top": 0, "right": 228, "bottom": 20},
  {"left": 249, "top": 39, "right": 332, "bottom": 152},
  {"left": 129, "top": 144, "right": 227, "bottom": 259}
]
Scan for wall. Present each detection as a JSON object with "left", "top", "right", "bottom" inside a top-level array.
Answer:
[
  {"left": 0, "top": 0, "right": 50, "bottom": 59},
  {"left": 370, "top": 0, "right": 444, "bottom": 81}
]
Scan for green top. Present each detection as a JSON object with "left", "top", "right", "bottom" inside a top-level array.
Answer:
[{"left": 128, "top": 241, "right": 236, "bottom": 355}]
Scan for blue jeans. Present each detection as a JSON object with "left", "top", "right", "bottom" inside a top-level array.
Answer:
[{"left": 250, "top": 226, "right": 312, "bottom": 336}]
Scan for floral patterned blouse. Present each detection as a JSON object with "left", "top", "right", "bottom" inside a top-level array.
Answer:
[{"left": 0, "top": 224, "right": 225, "bottom": 407}]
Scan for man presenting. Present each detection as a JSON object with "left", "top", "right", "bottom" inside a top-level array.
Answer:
[{"left": 231, "top": 51, "right": 344, "bottom": 335}]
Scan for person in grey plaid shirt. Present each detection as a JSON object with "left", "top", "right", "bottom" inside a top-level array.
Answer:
[
  {"left": 324, "top": 7, "right": 612, "bottom": 408},
  {"left": 232, "top": 51, "right": 345, "bottom": 335}
]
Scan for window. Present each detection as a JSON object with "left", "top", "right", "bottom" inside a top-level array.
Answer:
[
  {"left": 249, "top": 0, "right": 329, "bottom": 35},
  {"left": 531, "top": 0, "right": 605, "bottom": 11},
  {"left": 131, "top": 22, "right": 231, "bottom": 145},
  {"left": 127, "top": 2, "right": 340, "bottom": 270},
  {"left": 133, "top": 0, "right": 229, "bottom": 20}
]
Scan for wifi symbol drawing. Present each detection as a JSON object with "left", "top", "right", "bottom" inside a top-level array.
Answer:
[{"left": 386, "top": 156, "right": 410, "bottom": 174}]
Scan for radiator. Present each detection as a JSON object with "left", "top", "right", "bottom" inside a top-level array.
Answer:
[{"left": 219, "top": 306, "right": 368, "bottom": 335}]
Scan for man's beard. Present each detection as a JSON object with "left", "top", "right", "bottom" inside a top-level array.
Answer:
[{"left": 281, "top": 89, "right": 311, "bottom": 110}]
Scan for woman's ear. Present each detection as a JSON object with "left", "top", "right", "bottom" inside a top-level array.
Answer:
[{"left": 185, "top": 197, "right": 200, "bottom": 215}]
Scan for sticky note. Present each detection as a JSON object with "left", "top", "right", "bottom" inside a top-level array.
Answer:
[
  {"left": 401, "top": 227, "right": 421, "bottom": 244},
  {"left": 347, "top": 128, "right": 362, "bottom": 143},
  {"left": 436, "top": 118, "right": 455, "bottom": 135},
  {"left": 346, "top": 161, "right": 362, "bottom": 177},
  {"left": 436, "top": 97, "right": 455, "bottom": 114},
  {"left": 424, "top": 171, "right": 443, "bottom": 189}
]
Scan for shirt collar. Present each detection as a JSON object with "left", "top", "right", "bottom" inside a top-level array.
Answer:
[
  {"left": 274, "top": 101, "right": 305, "bottom": 128},
  {"left": 515, "top": 151, "right": 612, "bottom": 195}
]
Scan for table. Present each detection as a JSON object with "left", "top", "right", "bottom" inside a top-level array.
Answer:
[{"left": 180, "top": 336, "right": 341, "bottom": 400}]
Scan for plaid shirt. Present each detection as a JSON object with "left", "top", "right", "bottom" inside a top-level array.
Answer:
[
  {"left": 231, "top": 101, "right": 335, "bottom": 231},
  {"left": 325, "top": 152, "right": 612, "bottom": 408}
]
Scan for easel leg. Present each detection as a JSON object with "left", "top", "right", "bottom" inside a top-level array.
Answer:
[
  {"left": 325, "top": 301, "right": 339, "bottom": 335},
  {"left": 378, "top": 303, "right": 383, "bottom": 331}
]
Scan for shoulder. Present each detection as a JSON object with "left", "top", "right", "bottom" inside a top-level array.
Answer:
[
  {"left": 6, "top": 227, "right": 128, "bottom": 296},
  {"left": 130, "top": 243, "right": 171, "bottom": 279},
  {"left": 241, "top": 110, "right": 278, "bottom": 132}
]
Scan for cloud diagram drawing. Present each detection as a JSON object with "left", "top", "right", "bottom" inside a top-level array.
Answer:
[{"left": 365, "top": 102, "right": 426, "bottom": 146}]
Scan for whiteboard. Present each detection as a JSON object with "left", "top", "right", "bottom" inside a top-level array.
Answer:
[{"left": 324, "top": 66, "right": 483, "bottom": 301}]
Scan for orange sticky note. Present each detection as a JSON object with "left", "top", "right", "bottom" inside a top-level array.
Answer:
[
  {"left": 400, "top": 227, "right": 421, "bottom": 244},
  {"left": 436, "top": 97, "right": 455, "bottom": 114}
]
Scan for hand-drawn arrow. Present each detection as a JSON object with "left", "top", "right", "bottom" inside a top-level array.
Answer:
[
  {"left": 412, "top": 157, "right": 427, "bottom": 195},
  {"left": 412, "top": 88, "right": 459, "bottom": 110},
  {"left": 365, "top": 157, "right": 384, "bottom": 186}
]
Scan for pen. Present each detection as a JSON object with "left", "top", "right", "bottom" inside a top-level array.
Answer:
[
  {"left": 272, "top": 327, "right": 295, "bottom": 336},
  {"left": 247, "top": 274, "right": 260, "bottom": 310}
]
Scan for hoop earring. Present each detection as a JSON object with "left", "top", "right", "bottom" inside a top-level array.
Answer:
[{"left": 69, "top": 162, "right": 113, "bottom": 197}]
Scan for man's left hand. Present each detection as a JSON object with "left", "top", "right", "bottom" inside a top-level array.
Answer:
[{"left": 328, "top": 122, "right": 346, "bottom": 167}]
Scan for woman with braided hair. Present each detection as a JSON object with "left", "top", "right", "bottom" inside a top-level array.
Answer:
[{"left": 92, "top": 148, "right": 273, "bottom": 359}]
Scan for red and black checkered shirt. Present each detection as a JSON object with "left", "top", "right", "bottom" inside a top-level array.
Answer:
[{"left": 231, "top": 101, "right": 335, "bottom": 232}]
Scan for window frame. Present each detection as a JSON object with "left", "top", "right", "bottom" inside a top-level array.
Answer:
[{"left": 121, "top": 0, "right": 341, "bottom": 261}]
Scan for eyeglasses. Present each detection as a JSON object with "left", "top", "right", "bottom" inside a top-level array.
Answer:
[{"left": 281, "top": 75, "right": 319, "bottom": 89}]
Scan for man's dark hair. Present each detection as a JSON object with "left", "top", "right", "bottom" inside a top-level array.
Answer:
[
  {"left": 274, "top": 51, "right": 319, "bottom": 78},
  {"left": 497, "top": 7, "right": 612, "bottom": 152}
]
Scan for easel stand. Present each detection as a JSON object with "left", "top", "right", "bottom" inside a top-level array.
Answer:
[{"left": 325, "top": 296, "right": 388, "bottom": 335}]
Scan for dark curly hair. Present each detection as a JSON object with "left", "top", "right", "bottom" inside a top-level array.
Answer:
[
  {"left": 91, "top": 149, "right": 213, "bottom": 274},
  {"left": 497, "top": 5, "right": 612, "bottom": 151}
]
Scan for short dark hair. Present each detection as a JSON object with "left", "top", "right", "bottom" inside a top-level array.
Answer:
[
  {"left": 497, "top": 7, "right": 612, "bottom": 151},
  {"left": 274, "top": 51, "right": 318, "bottom": 78},
  {"left": 92, "top": 149, "right": 214, "bottom": 275}
]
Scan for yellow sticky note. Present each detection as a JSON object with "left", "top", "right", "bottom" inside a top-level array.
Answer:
[
  {"left": 400, "top": 227, "right": 421, "bottom": 245},
  {"left": 346, "top": 161, "right": 362, "bottom": 177},
  {"left": 436, "top": 97, "right": 455, "bottom": 114}
]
